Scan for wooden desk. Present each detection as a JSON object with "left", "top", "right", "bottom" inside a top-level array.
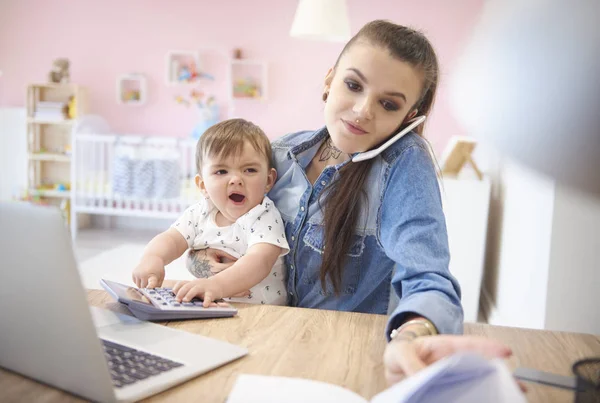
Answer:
[{"left": 1, "top": 290, "right": 598, "bottom": 403}]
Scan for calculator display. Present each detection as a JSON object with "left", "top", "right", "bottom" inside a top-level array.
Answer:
[
  {"left": 101, "top": 279, "right": 153, "bottom": 305},
  {"left": 125, "top": 287, "right": 152, "bottom": 305}
]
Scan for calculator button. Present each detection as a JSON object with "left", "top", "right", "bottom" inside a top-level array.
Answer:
[{"left": 182, "top": 302, "right": 194, "bottom": 307}]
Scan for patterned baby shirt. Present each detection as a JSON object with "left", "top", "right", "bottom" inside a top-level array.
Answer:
[{"left": 171, "top": 195, "right": 290, "bottom": 305}]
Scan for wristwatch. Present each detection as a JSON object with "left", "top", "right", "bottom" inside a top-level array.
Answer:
[{"left": 390, "top": 318, "right": 438, "bottom": 342}]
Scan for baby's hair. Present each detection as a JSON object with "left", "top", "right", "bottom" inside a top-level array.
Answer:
[{"left": 195, "top": 118, "right": 273, "bottom": 173}]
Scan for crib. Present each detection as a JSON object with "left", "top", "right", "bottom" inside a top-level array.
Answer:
[{"left": 70, "top": 117, "right": 200, "bottom": 238}]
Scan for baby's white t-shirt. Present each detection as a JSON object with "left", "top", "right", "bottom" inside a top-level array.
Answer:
[{"left": 171, "top": 195, "right": 289, "bottom": 305}]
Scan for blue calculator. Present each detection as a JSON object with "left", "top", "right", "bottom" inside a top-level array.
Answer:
[{"left": 100, "top": 279, "right": 238, "bottom": 321}]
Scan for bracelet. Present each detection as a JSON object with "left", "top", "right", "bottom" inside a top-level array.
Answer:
[{"left": 390, "top": 318, "right": 438, "bottom": 341}]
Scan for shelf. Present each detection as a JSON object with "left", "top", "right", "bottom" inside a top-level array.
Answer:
[
  {"left": 28, "top": 188, "right": 71, "bottom": 198},
  {"left": 117, "top": 74, "right": 147, "bottom": 106},
  {"left": 231, "top": 59, "right": 268, "bottom": 101},
  {"left": 29, "top": 153, "right": 71, "bottom": 162},
  {"left": 29, "top": 83, "right": 80, "bottom": 90},
  {"left": 166, "top": 50, "right": 202, "bottom": 85},
  {"left": 27, "top": 117, "right": 74, "bottom": 125}
]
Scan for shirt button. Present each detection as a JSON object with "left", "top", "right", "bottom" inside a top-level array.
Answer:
[
  {"left": 290, "top": 292, "right": 294, "bottom": 297},
  {"left": 301, "top": 206, "right": 305, "bottom": 211},
  {"left": 321, "top": 180, "right": 326, "bottom": 186},
  {"left": 291, "top": 236, "right": 295, "bottom": 241},
  {"left": 291, "top": 265, "right": 294, "bottom": 271}
]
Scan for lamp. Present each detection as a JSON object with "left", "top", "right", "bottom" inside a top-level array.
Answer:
[{"left": 290, "top": 0, "right": 351, "bottom": 42}]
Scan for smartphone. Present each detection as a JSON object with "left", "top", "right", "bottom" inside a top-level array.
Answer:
[{"left": 514, "top": 367, "right": 578, "bottom": 390}]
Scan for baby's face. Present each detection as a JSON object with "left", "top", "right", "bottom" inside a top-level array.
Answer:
[{"left": 198, "top": 142, "right": 275, "bottom": 225}]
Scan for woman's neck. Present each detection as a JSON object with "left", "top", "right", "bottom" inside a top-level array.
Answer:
[
  {"left": 317, "top": 137, "right": 350, "bottom": 165},
  {"left": 305, "top": 137, "right": 350, "bottom": 185}
]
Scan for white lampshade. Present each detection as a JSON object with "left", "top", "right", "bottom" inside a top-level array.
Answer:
[{"left": 290, "top": 0, "right": 351, "bottom": 42}]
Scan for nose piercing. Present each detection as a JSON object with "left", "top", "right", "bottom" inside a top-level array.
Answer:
[{"left": 355, "top": 119, "right": 360, "bottom": 124}]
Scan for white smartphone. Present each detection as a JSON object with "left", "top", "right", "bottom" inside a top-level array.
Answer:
[{"left": 352, "top": 115, "right": 427, "bottom": 162}]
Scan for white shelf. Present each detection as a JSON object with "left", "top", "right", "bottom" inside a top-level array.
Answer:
[
  {"left": 27, "top": 117, "right": 74, "bottom": 125},
  {"left": 117, "top": 74, "right": 147, "bottom": 106},
  {"left": 166, "top": 50, "right": 202, "bottom": 85},
  {"left": 28, "top": 189, "right": 71, "bottom": 198},
  {"left": 231, "top": 59, "right": 268, "bottom": 101},
  {"left": 25, "top": 83, "right": 88, "bottom": 214},
  {"left": 29, "top": 153, "right": 71, "bottom": 162}
]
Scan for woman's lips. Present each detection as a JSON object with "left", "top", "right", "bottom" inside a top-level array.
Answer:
[{"left": 342, "top": 119, "right": 368, "bottom": 135}]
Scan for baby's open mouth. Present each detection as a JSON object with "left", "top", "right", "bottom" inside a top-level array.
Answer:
[{"left": 229, "top": 193, "right": 245, "bottom": 203}]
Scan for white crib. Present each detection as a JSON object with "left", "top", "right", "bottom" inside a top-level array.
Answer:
[{"left": 70, "top": 121, "right": 200, "bottom": 239}]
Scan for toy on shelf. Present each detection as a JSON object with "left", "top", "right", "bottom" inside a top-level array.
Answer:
[
  {"left": 48, "top": 58, "right": 70, "bottom": 84},
  {"left": 233, "top": 78, "right": 262, "bottom": 99},
  {"left": 67, "top": 96, "right": 77, "bottom": 119},
  {"left": 166, "top": 51, "right": 215, "bottom": 85},
  {"left": 117, "top": 74, "right": 146, "bottom": 106},
  {"left": 17, "top": 190, "right": 49, "bottom": 206},
  {"left": 230, "top": 59, "right": 268, "bottom": 100}
]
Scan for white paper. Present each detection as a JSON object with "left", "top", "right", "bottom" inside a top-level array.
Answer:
[
  {"left": 227, "top": 374, "right": 367, "bottom": 403},
  {"left": 371, "top": 353, "right": 526, "bottom": 403},
  {"left": 228, "top": 353, "right": 526, "bottom": 403}
]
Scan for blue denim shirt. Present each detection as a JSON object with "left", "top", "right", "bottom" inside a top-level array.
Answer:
[{"left": 269, "top": 127, "right": 463, "bottom": 336}]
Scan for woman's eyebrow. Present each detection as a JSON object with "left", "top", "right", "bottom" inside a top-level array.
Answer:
[{"left": 346, "top": 67, "right": 406, "bottom": 102}]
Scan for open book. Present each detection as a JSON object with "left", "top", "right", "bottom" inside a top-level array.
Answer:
[{"left": 227, "top": 353, "right": 526, "bottom": 403}]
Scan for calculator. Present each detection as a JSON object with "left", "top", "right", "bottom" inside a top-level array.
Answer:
[{"left": 100, "top": 279, "right": 238, "bottom": 321}]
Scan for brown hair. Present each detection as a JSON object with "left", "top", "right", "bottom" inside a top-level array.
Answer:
[
  {"left": 195, "top": 118, "right": 273, "bottom": 173},
  {"left": 320, "top": 20, "right": 440, "bottom": 294}
]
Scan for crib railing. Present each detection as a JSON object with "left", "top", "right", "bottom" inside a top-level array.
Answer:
[{"left": 71, "top": 134, "right": 200, "bottom": 238}]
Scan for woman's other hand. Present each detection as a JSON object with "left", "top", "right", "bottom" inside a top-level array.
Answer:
[{"left": 383, "top": 335, "right": 512, "bottom": 385}]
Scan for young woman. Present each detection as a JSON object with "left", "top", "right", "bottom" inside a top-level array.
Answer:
[{"left": 193, "top": 20, "right": 512, "bottom": 384}]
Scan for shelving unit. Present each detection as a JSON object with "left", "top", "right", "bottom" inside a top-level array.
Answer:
[{"left": 25, "top": 83, "right": 89, "bottom": 226}]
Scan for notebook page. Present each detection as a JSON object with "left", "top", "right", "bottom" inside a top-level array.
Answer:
[
  {"left": 371, "top": 353, "right": 526, "bottom": 403},
  {"left": 227, "top": 374, "right": 367, "bottom": 403}
]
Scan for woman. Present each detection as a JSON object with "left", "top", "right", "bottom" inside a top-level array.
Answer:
[{"left": 195, "top": 20, "right": 512, "bottom": 384}]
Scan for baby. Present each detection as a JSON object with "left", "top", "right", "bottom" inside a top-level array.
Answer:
[{"left": 132, "top": 118, "right": 289, "bottom": 306}]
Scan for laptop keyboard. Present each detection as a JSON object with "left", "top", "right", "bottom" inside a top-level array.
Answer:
[{"left": 101, "top": 339, "right": 184, "bottom": 388}]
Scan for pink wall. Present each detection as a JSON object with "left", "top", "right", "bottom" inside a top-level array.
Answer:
[{"left": 0, "top": 0, "right": 483, "bottom": 152}]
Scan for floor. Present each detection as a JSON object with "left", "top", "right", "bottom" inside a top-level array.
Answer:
[{"left": 73, "top": 227, "right": 158, "bottom": 263}]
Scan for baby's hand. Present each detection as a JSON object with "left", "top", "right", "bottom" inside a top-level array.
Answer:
[
  {"left": 132, "top": 255, "right": 165, "bottom": 289},
  {"left": 172, "top": 278, "right": 224, "bottom": 307}
]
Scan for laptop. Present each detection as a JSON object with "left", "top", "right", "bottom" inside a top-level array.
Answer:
[{"left": 0, "top": 202, "right": 248, "bottom": 402}]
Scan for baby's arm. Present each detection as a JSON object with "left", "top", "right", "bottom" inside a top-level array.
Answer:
[
  {"left": 132, "top": 228, "right": 188, "bottom": 288},
  {"left": 173, "top": 243, "right": 281, "bottom": 304}
]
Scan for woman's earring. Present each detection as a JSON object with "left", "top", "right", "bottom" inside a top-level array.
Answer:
[{"left": 322, "top": 91, "right": 329, "bottom": 102}]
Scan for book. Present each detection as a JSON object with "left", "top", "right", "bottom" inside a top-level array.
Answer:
[{"left": 227, "top": 353, "right": 526, "bottom": 403}]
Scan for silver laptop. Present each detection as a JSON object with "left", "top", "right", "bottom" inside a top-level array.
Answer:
[{"left": 0, "top": 202, "right": 248, "bottom": 402}]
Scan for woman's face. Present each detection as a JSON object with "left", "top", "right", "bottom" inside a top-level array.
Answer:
[{"left": 324, "top": 41, "right": 424, "bottom": 154}]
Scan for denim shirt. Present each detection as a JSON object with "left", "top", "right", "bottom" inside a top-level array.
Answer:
[{"left": 269, "top": 127, "right": 463, "bottom": 336}]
